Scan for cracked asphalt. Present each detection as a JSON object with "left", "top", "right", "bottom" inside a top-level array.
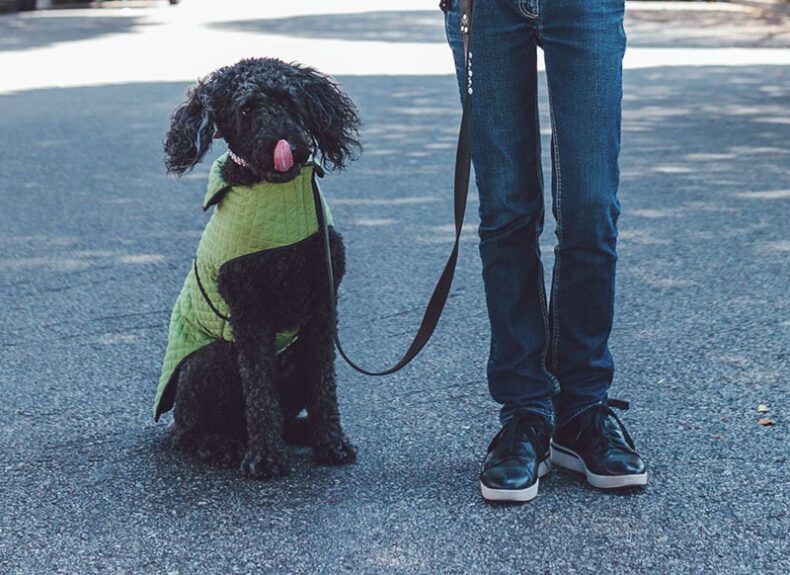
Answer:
[{"left": 0, "top": 2, "right": 788, "bottom": 573}]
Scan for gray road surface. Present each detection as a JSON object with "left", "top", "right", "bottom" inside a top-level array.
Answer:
[{"left": 1, "top": 3, "right": 788, "bottom": 574}]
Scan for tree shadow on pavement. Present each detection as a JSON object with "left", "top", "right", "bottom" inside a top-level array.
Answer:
[
  {"left": 210, "top": 11, "right": 447, "bottom": 44},
  {"left": 210, "top": 8, "right": 789, "bottom": 49},
  {"left": 0, "top": 14, "right": 152, "bottom": 52},
  {"left": 625, "top": 6, "right": 790, "bottom": 48}
]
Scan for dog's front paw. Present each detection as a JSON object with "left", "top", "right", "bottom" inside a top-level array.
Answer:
[
  {"left": 241, "top": 450, "right": 291, "bottom": 480},
  {"left": 312, "top": 436, "right": 357, "bottom": 466}
]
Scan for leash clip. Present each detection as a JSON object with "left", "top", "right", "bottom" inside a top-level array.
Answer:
[{"left": 307, "top": 160, "right": 325, "bottom": 178}]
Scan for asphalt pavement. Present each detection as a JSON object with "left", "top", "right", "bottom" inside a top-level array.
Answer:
[{"left": 0, "top": 2, "right": 788, "bottom": 574}]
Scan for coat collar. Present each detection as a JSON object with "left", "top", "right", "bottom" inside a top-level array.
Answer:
[{"left": 202, "top": 152, "right": 317, "bottom": 211}]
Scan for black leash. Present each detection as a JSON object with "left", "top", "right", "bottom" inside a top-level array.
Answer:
[{"left": 312, "top": 0, "right": 475, "bottom": 376}]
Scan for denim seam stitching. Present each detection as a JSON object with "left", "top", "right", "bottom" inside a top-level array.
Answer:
[
  {"left": 546, "top": 71, "right": 563, "bottom": 371},
  {"left": 533, "top": 95, "right": 559, "bottom": 397},
  {"left": 535, "top": 219, "right": 558, "bottom": 396}
]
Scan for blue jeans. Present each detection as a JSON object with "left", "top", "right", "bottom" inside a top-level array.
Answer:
[{"left": 444, "top": 0, "right": 626, "bottom": 426}]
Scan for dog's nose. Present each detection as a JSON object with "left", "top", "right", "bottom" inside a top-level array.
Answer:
[{"left": 273, "top": 139, "right": 294, "bottom": 172}]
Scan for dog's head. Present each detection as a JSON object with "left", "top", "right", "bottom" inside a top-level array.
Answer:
[{"left": 164, "top": 58, "right": 361, "bottom": 182}]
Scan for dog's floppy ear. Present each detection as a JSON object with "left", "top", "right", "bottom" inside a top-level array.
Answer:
[
  {"left": 164, "top": 80, "right": 215, "bottom": 175},
  {"left": 295, "top": 69, "right": 361, "bottom": 171}
]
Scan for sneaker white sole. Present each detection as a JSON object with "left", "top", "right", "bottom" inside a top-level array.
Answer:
[
  {"left": 479, "top": 460, "right": 551, "bottom": 503},
  {"left": 550, "top": 442, "right": 647, "bottom": 489}
]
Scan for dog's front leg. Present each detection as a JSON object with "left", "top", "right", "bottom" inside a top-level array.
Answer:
[
  {"left": 302, "top": 313, "right": 357, "bottom": 466},
  {"left": 234, "top": 325, "right": 290, "bottom": 479}
]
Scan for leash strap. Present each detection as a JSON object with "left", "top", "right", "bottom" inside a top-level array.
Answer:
[{"left": 312, "top": 0, "right": 475, "bottom": 376}]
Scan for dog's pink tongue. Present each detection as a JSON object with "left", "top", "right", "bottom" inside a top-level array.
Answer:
[{"left": 273, "top": 139, "right": 294, "bottom": 172}]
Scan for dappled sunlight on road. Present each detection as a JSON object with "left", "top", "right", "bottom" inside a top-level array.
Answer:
[
  {"left": 331, "top": 196, "right": 438, "bottom": 206},
  {"left": 760, "top": 240, "right": 790, "bottom": 253},
  {"left": 347, "top": 217, "right": 397, "bottom": 227},
  {"left": 733, "top": 189, "right": 790, "bottom": 200},
  {"left": 0, "top": 250, "right": 166, "bottom": 271}
]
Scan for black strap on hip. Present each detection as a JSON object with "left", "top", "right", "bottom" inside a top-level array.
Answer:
[
  {"left": 311, "top": 0, "right": 475, "bottom": 376},
  {"left": 194, "top": 258, "right": 230, "bottom": 322}
]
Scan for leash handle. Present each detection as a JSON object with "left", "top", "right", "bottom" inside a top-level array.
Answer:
[{"left": 313, "top": 0, "right": 475, "bottom": 376}]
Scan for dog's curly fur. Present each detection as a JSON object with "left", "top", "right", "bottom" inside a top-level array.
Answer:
[{"left": 163, "top": 58, "right": 360, "bottom": 479}]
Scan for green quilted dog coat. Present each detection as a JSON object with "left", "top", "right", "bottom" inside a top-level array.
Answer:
[{"left": 153, "top": 153, "right": 333, "bottom": 420}]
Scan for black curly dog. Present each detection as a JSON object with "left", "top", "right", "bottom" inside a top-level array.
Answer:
[{"left": 163, "top": 58, "right": 360, "bottom": 479}]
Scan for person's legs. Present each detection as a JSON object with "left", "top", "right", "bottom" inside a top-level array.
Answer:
[
  {"left": 445, "top": 0, "right": 558, "bottom": 425},
  {"left": 444, "top": 0, "right": 645, "bottom": 495},
  {"left": 537, "top": 0, "right": 627, "bottom": 425}
]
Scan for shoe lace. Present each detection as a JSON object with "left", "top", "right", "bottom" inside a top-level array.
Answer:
[
  {"left": 488, "top": 412, "right": 547, "bottom": 457},
  {"left": 580, "top": 399, "right": 636, "bottom": 452}
]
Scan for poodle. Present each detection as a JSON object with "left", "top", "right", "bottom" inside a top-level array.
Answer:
[{"left": 154, "top": 57, "right": 360, "bottom": 479}]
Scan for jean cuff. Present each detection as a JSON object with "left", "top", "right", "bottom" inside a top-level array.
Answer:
[
  {"left": 555, "top": 399, "right": 607, "bottom": 428},
  {"left": 500, "top": 404, "right": 556, "bottom": 427}
]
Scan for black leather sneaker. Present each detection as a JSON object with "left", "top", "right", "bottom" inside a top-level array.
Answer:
[
  {"left": 480, "top": 411, "right": 552, "bottom": 502},
  {"left": 551, "top": 399, "right": 647, "bottom": 489}
]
